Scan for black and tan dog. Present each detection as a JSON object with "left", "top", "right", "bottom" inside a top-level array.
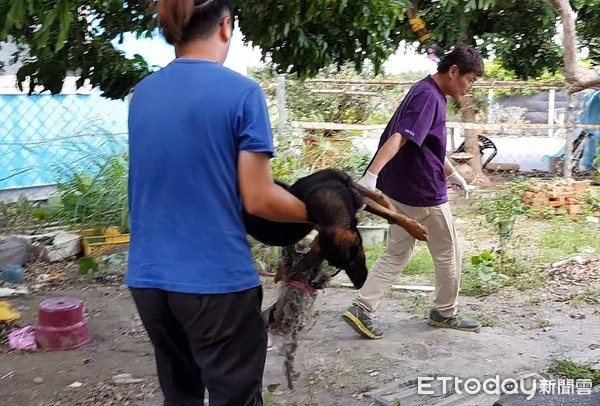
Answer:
[
  {"left": 243, "top": 168, "right": 428, "bottom": 289},
  {"left": 244, "top": 169, "right": 429, "bottom": 390}
]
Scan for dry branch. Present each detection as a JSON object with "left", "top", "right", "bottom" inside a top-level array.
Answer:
[{"left": 552, "top": 0, "right": 600, "bottom": 93}]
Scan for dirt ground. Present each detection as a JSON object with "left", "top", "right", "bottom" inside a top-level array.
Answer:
[
  {"left": 1, "top": 191, "right": 600, "bottom": 405},
  {"left": 1, "top": 262, "right": 599, "bottom": 406}
]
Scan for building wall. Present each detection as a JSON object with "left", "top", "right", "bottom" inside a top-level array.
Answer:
[{"left": 0, "top": 91, "right": 128, "bottom": 190}]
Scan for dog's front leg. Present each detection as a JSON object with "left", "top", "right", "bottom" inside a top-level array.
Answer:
[{"left": 361, "top": 195, "right": 429, "bottom": 241}]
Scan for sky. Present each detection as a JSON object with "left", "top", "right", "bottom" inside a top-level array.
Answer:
[{"left": 114, "top": 24, "right": 438, "bottom": 77}]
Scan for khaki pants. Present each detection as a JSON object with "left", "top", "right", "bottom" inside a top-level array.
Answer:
[{"left": 354, "top": 199, "right": 461, "bottom": 318}]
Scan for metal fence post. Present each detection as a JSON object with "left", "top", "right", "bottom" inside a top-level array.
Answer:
[
  {"left": 548, "top": 88, "right": 555, "bottom": 138},
  {"left": 487, "top": 88, "right": 494, "bottom": 123},
  {"left": 276, "top": 75, "right": 287, "bottom": 136},
  {"left": 563, "top": 92, "right": 574, "bottom": 178}
]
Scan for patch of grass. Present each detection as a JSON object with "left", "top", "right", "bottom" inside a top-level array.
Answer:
[
  {"left": 548, "top": 358, "right": 600, "bottom": 386},
  {"left": 468, "top": 311, "right": 497, "bottom": 327},
  {"left": 48, "top": 152, "right": 130, "bottom": 232},
  {"left": 459, "top": 247, "right": 544, "bottom": 297},
  {"left": 365, "top": 241, "right": 386, "bottom": 269},
  {"left": 536, "top": 220, "right": 600, "bottom": 262},
  {"left": 513, "top": 271, "right": 545, "bottom": 291},
  {"left": 404, "top": 248, "right": 434, "bottom": 276},
  {"left": 364, "top": 242, "right": 434, "bottom": 276},
  {"left": 0, "top": 196, "right": 50, "bottom": 232},
  {"left": 534, "top": 317, "right": 553, "bottom": 329},
  {"left": 528, "top": 296, "right": 542, "bottom": 306},
  {"left": 569, "top": 287, "right": 600, "bottom": 308},
  {"left": 408, "top": 295, "right": 430, "bottom": 316},
  {"left": 262, "top": 392, "right": 280, "bottom": 406}
]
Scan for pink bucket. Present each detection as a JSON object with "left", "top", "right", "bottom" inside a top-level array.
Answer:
[{"left": 36, "top": 297, "right": 91, "bottom": 351}]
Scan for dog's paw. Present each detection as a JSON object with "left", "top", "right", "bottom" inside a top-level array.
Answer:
[{"left": 406, "top": 220, "right": 428, "bottom": 241}]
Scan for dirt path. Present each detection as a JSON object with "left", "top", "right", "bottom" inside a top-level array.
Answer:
[{"left": 1, "top": 271, "right": 599, "bottom": 406}]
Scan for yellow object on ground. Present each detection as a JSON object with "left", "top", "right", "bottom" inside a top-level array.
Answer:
[
  {"left": 80, "top": 227, "right": 130, "bottom": 257},
  {"left": 0, "top": 300, "right": 21, "bottom": 323}
]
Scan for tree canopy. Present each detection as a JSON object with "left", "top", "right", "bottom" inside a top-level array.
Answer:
[
  {"left": 0, "top": 0, "right": 597, "bottom": 99},
  {"left": 572, "top": 0, "right": 600, "bottom": 65}
]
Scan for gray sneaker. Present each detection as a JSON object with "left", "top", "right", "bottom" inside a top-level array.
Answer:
[
  {"left": 427, "top": 310, "right": 481, "bottom": 332},
  {"left": 342, "top": 302, "right": 384, "bottom": 339}
]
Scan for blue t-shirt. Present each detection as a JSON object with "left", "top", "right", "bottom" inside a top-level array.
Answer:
[{"left": 125, "top": 58, "right": 274, "bottom": 294}]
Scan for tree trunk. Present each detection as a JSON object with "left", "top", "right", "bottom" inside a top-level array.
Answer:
[
  {"left": 456, "top": 20, "right": 491, "bottom": 186},
  {"left": 459, "top": 94, "right": 488, "bottom": 184},
  {"left": 552, "top": 0, "right": 600, "bottom": 93}
]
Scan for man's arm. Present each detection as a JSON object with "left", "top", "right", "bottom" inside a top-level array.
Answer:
[
  {"left": 444, "top": 156, "right": 470, "bottom": 192},
  {"left": 358, "top": 90, "right": 437, "bottom": 190},
  {"left": 238, "top": 151, "right": 309, "bottom": 223},
  {"left": 444, "top": 156, "right": 456, "bottom": 176},
  {"left": 357, "top": 132, "right": 407, "bottom": 190},
  {"left": 366, "top": 132, "right": 407, "bottom": 175}
]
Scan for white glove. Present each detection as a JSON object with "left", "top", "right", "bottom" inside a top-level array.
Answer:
[
  {"left": 447, "top": 171, "right": 475, "bottom": 198},
  {"left": 357, "top": 171, "right": 378, "bottom": 191}
]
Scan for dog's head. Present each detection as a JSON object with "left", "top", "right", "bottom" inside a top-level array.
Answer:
[
  {"left": 320, "top": 226, "right": 367, "bottom": 288},
  {"left": 289, "top": 170, "right": 369, "bottom": 289},
  {"left": 297, "top": 226, "right": 367, "bottom": 289}
]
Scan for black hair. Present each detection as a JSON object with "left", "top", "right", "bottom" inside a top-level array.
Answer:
[
  {"left": 437, "top": 45, "right": 484, "bottom": 76},
  {"left": 156, "top": 0, "right": 232, "bottom": 45}
]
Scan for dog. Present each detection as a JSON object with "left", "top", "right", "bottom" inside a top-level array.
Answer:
[
  {"left": 243, "top": 169, "right": 429, "bottom": 288},
  {"left": 249, "top": 169, "right": 429, "bottom": 390},
  {"left": 244, "top": 169, "right": 369, "bottom": 288}
]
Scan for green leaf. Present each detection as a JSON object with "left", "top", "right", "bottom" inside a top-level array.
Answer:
[
  {"left": 480, "top": 250, "right": 494, "bottom": 261},
  {"left": 55, "top": 0, "right": 72, "bottom": 51},
  {"left": 479, "top": 270, "right": 494, "bottom": 282},
  {"left": 32, "top": 208, "right": 53, "bottom": 220},
  {"left": 7, "top": 0, "right": 25, "bottom": 28},
  {"left": 78, "top": 256, "right": 99, "bottom": 276}
]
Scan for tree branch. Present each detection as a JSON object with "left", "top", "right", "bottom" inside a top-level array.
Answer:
[{"left": 552, "top": 0, "right": 600, "bottom": 93}]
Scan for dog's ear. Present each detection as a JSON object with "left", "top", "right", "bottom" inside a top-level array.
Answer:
[
  {"left": 326, "top": 228, "right": 368, "bottom": 289},
  {"left": 349, "top": 186, "right": 365, "bottom": 212},
  {"left": 333, "top": 228, "right": 357, "bottom": 250}
]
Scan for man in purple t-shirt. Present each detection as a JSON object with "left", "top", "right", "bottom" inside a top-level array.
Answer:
[{"left": 342, "top": 46, "right": 484, "bottom": 339}]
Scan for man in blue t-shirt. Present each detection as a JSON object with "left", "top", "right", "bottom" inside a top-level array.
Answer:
[
  {"left": 342, "top": 46, "right": 484, "bottom": 339},
  {"left": 126, "top": 1, "right": 310, "bottom": 405}
]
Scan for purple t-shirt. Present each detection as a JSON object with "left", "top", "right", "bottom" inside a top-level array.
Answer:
[{"left": 375, "top": 75, "right": 448, "bottom": 207}]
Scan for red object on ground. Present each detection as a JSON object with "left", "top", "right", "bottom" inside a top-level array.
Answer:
[{"left": 36, "top": 297, "right": 91, "bottom": 351}]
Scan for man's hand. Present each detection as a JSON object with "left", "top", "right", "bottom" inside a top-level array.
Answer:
[
  {"left": 357, "top": 171, "right": 378, "bottom": 191},
  {"left": 447, "top": 171, "right": 475, "bottom": 198}
]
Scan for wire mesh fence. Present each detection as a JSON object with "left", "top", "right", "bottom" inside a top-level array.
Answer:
[
  {"left": 0, "top": 87, "right": 128, "bottom": 194},
  {"left": 1, "top": 73, "right": 599, "bottom": 204},
  {"left": 263, "top": 75, "right": 600, "bottom": 183}
]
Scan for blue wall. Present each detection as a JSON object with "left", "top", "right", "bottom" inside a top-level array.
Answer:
[{"left": 0, "top": 93, "right": 129, "bottom": 190}]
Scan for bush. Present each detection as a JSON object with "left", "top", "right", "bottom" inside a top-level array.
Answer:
[{"left": 45, "top": 153, "right": 129, "bottom": 232}]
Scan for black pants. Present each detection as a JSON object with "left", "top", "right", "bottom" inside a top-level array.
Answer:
[{"left": 130, "top": 286, "right": 267, "bottom": 406}]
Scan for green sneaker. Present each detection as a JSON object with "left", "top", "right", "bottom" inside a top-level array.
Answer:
[
  {"left": 342, "top": 302, "right": 384, "bottom": 339},
  {"left": 427, "top": 310, "right": 481, "bottom": 332}
]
